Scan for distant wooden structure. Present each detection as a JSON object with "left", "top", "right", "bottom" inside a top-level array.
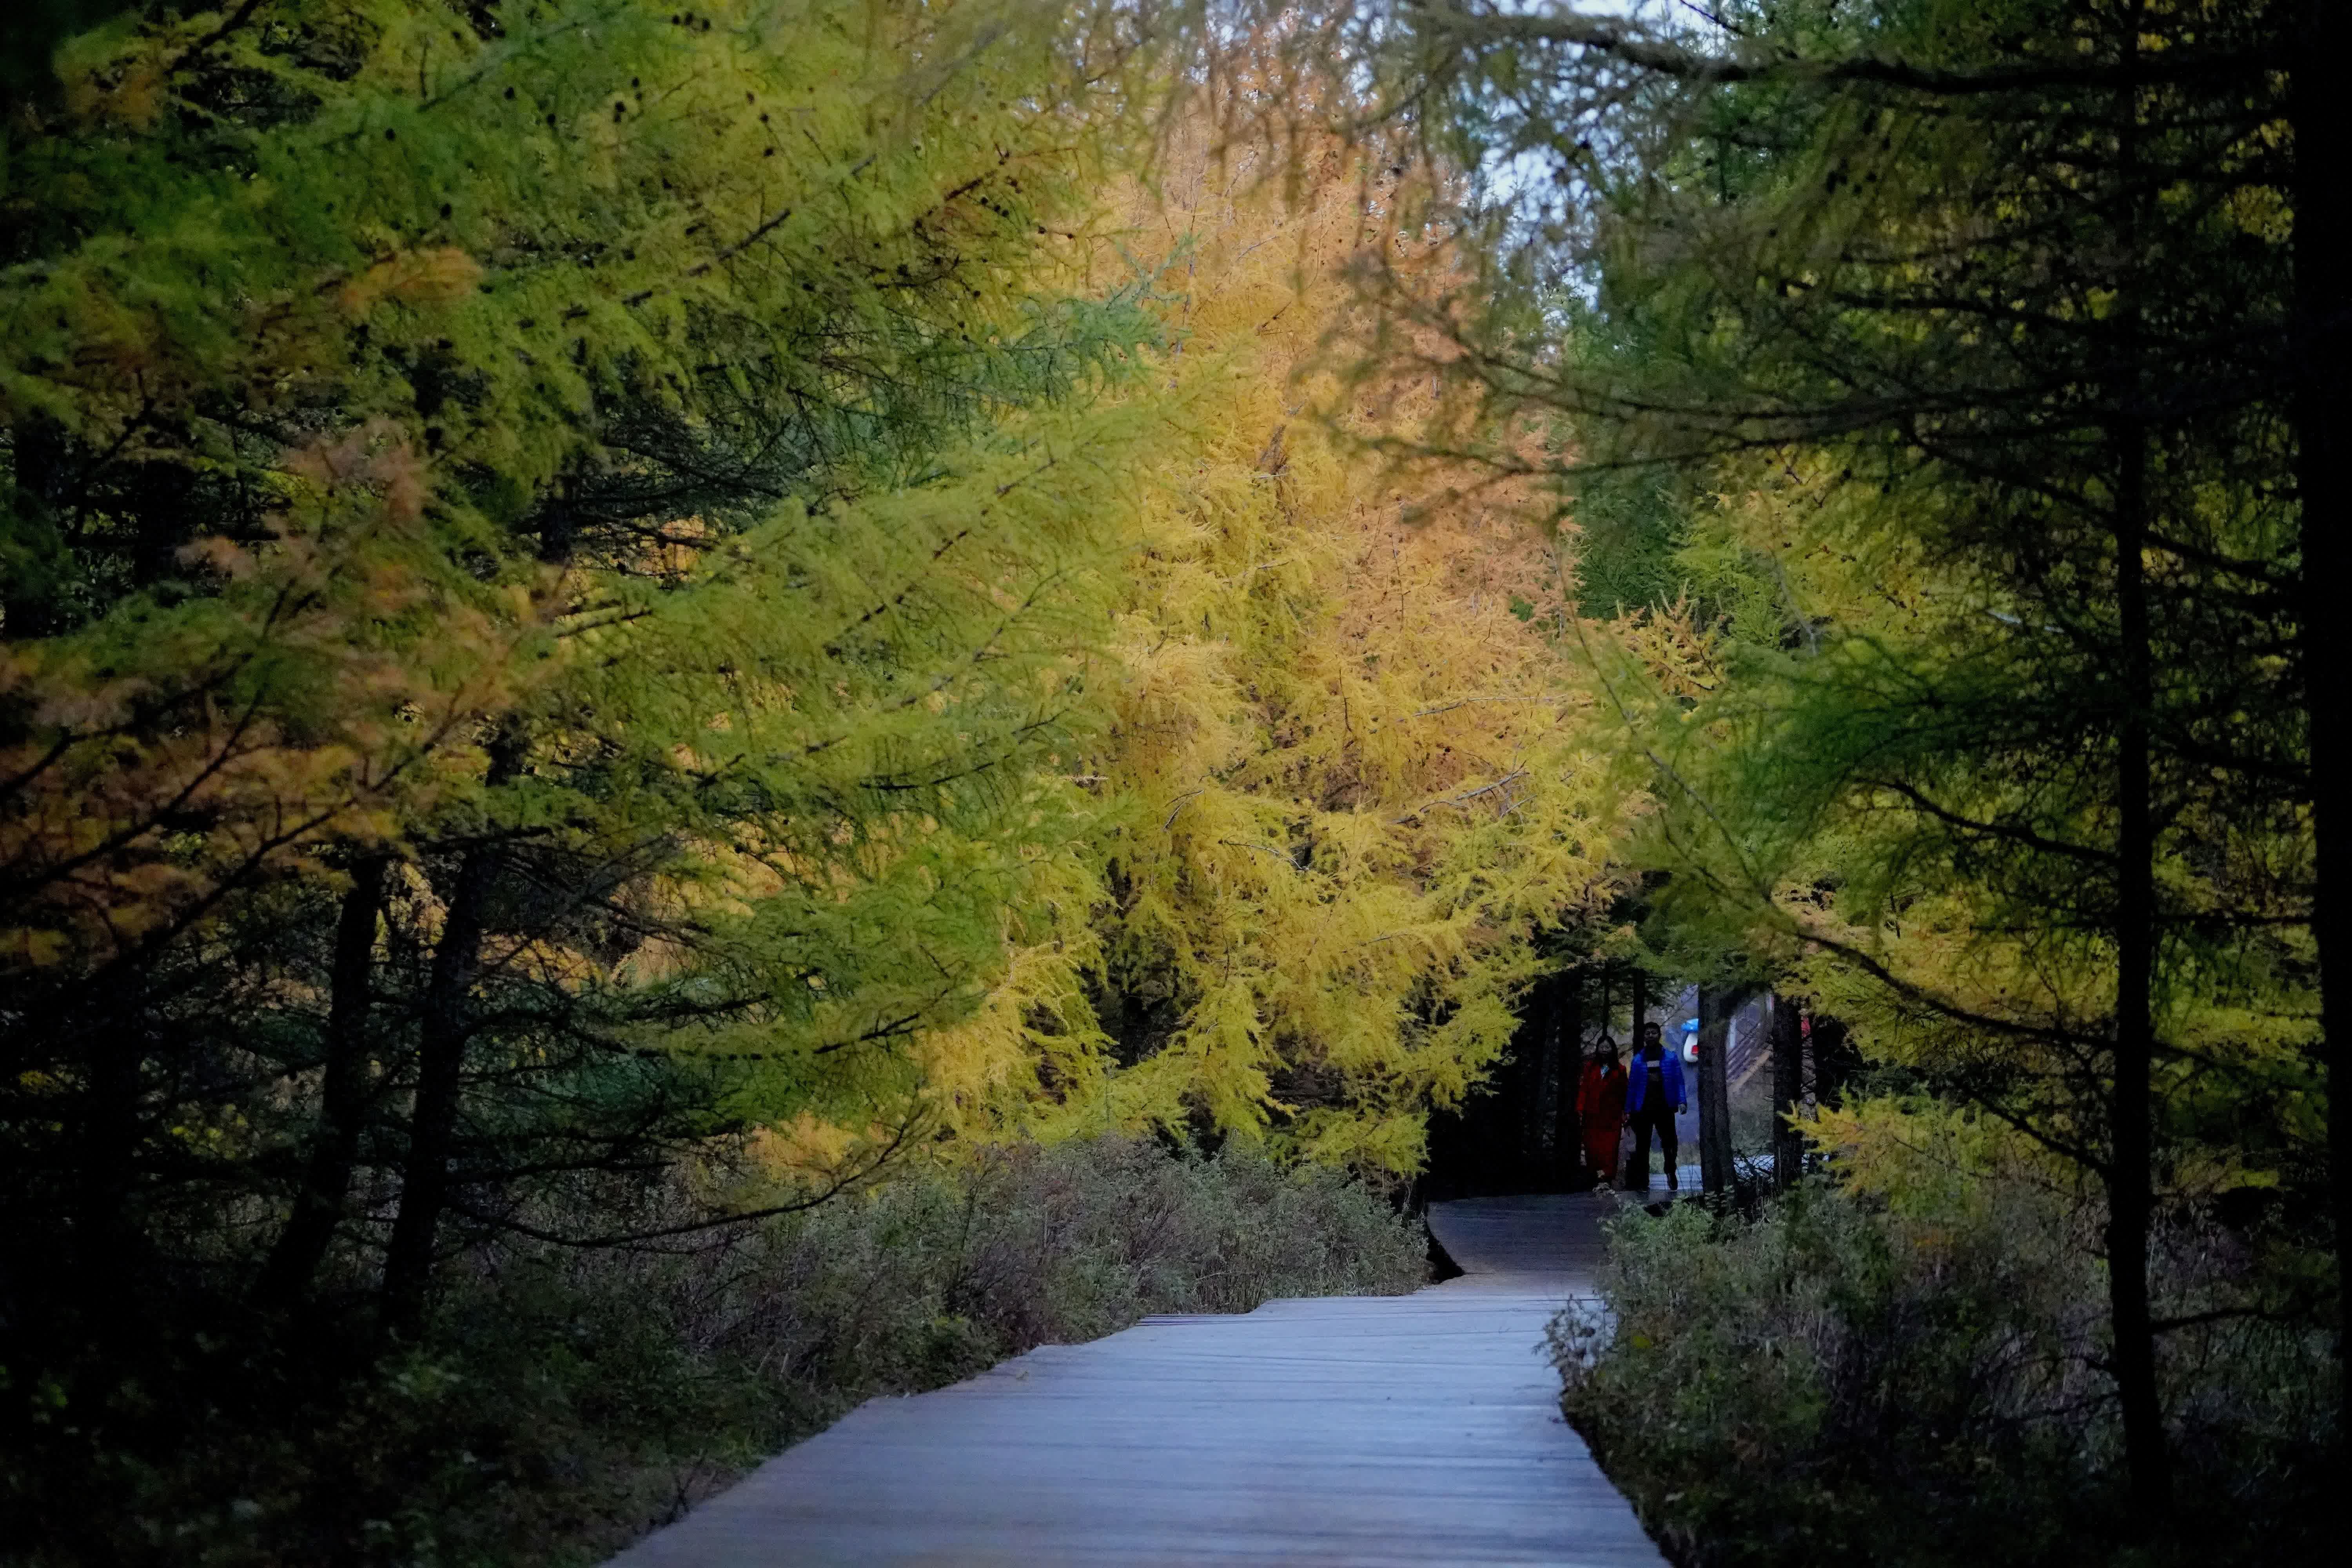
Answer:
[{"left": 607, "top": 1193, "right": 1663, "bottom": 1566}]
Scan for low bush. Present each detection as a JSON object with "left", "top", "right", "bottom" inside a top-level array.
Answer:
[
  {"left": 10, "top": 1136, "right": 1425, "bottom": 1568},
  {"left": 1552, "top": 1174, "right": 2335, "bottom": 1568}
]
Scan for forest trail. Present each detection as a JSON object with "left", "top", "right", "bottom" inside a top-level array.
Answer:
[{"left": 605, "top": 1192, "right": 1664, "bottom": 1566}]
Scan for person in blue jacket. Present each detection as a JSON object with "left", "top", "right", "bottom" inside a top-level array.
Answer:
[{"left": 1622, "top": 1020, "right": 1689, "bottom": 1192}]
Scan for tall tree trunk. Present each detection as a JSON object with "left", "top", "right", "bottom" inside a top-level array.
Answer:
[
  {"left": 381, "top": 734, "right": 521, "bottom": 1335},
  {"left": 71, "top": 1022, "right": 144, "bottom": 1334},
  {"left": 1696, "top": 987, "right": 1734, "bottom": 1196},
  {"left": 1809, "top": 1014, "right": 1852, "bottom": 1107},
  {"left": 257, "top": 855, "right": 387, "bottom": 1308},
  {"left": 1553, "top": 971, "right": 1585, "bottom": 1189},
  {"left": 1769, "top": 993, "right": 1806, "bottom": 1190},
  {"left": 2110, "top": 414, "right": 2168, "bottom": 1512},
  {"left": 1533, "top": 976, "right": 1560, "bottom": 1185},
  {"left": 2290, "top": 0, "right": 2352, "bottom": 1463},
  {"left": 1510, "top": 981, "right": 1551, "bottom": 1189},
  {"left": 1694, "top": 987, "right": 1720, "bottom": 1194},
  {"left": 2107, "top": 11, "right": 2169, "bottom": 1511},
  {"left": 380, "top": 842, "right": 497, "bottom": 1336}
]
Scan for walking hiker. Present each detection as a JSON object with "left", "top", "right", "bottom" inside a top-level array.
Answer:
[
  {"left": 1579, "top": 1039, "right": 1629, "bottom": 1187},
  {"left": 1623, "top": 1021, "right": 1688, "bottom": 1192}
]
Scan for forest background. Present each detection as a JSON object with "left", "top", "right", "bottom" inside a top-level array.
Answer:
[
  {"left": 2, "top": 3, "right": 2344, "bottom": 1568},
  {"left": 0, "top": 3, "right": 1633, "bottom": 1562}
]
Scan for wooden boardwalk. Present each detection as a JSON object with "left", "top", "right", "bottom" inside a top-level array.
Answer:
[{"left": 607, "top": 1192, "right": 1663, "bottom": 1566}]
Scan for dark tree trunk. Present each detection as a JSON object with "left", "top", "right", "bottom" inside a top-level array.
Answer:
[
  {"left": 71, "top": 1024, "right": 145, "bottom": 1331},
  {"left": 1553, "top": 971, "right": 1585, "bottom": 1189},
  {"left": 1696, "top": 987, "right": 1734, "bottom": 1195},
  {"left": 258, "top": 855, "right": 387, "bottom": 1308},
  {"left": 1769, "top": 994, "right": 1806, "bottom": 1190},
  {"left": 380, "top": 842, "right": 497, "bottom": 1336},
  {"left": 2290, "top": 0, "right": 2352, "bottom": 1461},
  {"left": 381, "top": 735, "right": 522, "bottom": 1335},
  {"left": 2107, "top": 16, "right": 2170, "bottom": 1510},
  {"left": 1810, "top": 1015, "right": 1856, "bottom": 1107},
  {"left": 1510, "top": 983, "right": 1552, "bottom": 1188},
  {"left": 1533, "top": 977, "right": 1560, "bottom": 1183},
  {"left": 2109, "top": 416, "right": 2168, "bottom": 1513}
]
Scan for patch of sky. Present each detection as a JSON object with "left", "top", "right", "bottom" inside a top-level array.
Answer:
[{"left": 1445, "top": 2, "right": 1735, "bottom": 309}]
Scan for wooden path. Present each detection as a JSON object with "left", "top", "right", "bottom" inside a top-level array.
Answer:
[{"left": 607, "top": 1192, "right": 1663, "bottom": 1566}]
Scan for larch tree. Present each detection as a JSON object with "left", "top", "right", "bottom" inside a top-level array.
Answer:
[
  {"left": 911, "top": 126, "right": 1642, "bottom": 1174},
  {"left": 1204, "top": 0, "right": 2319, "bottom": 1512},
  {"left": 0, "top": 0, "right": 1184, "bottom": 1442}
]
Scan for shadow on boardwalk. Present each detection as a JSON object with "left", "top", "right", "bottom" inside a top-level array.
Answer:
[{"left": 606, "top": 1192, "right": 1663, "bottom": 1566}]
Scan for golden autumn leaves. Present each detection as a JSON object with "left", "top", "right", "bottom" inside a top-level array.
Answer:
[
  {"left": 2, "top": 3, "right": 1635, "bottom": 1190},
  {"left": 2, "top": 425, "right": 514, "bottom": 971},
  {"left": 906, "top": 136, "right": 1639, "bottom": 1174}
]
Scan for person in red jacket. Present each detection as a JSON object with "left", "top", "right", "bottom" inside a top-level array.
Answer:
[{"left": 1578, "top": 1039, "right": 1630, "bottom": 1188}]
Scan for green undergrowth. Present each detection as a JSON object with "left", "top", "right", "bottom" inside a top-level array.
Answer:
[
  {"left": 1552, "top": 1182, "right": 2336, "bottom": 1568},
  {"left": 10, "top": 1137, "right": 1425, "bottom": 1568}
]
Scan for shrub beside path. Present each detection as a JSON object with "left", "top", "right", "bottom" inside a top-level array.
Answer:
[{"left": 605, "top": 1191, "right": 1664, "bottom": 1565}]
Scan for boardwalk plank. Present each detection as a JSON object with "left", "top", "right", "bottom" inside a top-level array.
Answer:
[{"left": 606, "top": 1191, "right": 1661, "bottom": 1566}]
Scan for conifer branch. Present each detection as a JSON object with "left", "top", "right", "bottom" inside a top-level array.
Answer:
[
  {"left": 164, "top": 0, "right": 269, "bottom": 80},
  {"left": 1161, "top": 789, "right": 1204, "bottom": 830},
  {"left": 1392, "top": 768, "right": 1528, "bottom": 823},
  {"left": 443, "top": 1116, "right": 919, "bottom": 1249},
  {"left": 1411, "top": 4, "right": 2273, "bottom": 95}
]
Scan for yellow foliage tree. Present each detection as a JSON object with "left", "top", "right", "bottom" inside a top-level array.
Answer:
[{"left": 915, "top": 136, "right": 1639, "bottom": 1174}]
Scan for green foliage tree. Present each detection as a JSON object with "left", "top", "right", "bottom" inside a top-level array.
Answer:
[
  {"left": 1225, "top": 0, "right": 2326, "bottom": 1524},
  {"left": 1, "top": 4, "right": 1183, "bottom": 1551}
]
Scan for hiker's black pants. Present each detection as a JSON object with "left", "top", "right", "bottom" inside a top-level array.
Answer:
[{"left": 1627, "top": 1101, "right": 1677, "bottom": 1188}]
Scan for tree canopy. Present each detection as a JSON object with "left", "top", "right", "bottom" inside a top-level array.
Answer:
[
  {"left": 1217, "top": 0, "right": 2336, "bottom": 1527},
  {"left": 5, "top": 2, "right": 2346, "bottom": 1562}
]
